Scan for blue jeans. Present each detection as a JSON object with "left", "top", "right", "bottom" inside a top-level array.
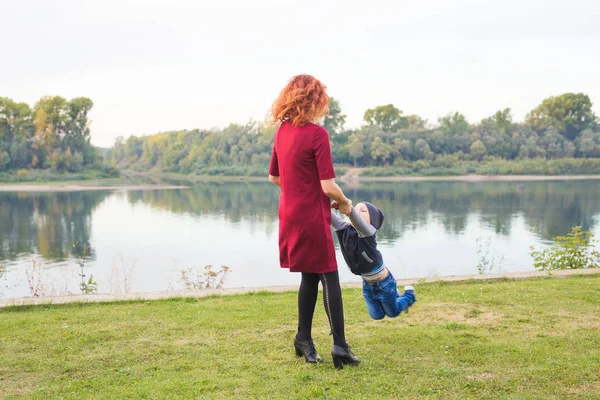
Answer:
[{"left": 362, "top": 273, "right": 415, "bottom": 320}]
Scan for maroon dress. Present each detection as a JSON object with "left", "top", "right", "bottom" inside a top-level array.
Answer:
[{"left": 269, "top": 121, "right": 338, "bottom": 274}]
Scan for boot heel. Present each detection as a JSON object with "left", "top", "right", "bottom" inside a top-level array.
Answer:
[
  {"left": 293, "top": 338, "right": 322, "bottom": 363},
  {"left": 332, "top": 355, "right": 344, "bottom": 370},
  {"left": 331, "top": 345, "right": 360, "bottom": 370}
]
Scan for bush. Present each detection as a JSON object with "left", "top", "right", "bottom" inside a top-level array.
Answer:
[
  {"left": 0, "top": 151, "right": 10, "bottom": 170},
  {"left": 194, "top": 165, "right": 268, "bottom": 177},
  {"left": 101, "top": 165, "right": 121, "bottom": 178},
  {"left": 530, "top": 227, "right": 600, "bottom": 270}
]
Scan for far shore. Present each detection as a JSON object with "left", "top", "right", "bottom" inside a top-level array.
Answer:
[
  {"left": 345, "top": 174, "right": 600, "bottom": 183},
  {"left": 123, "top": 171, "right": 600, "bottom": 184},
  {"left": 3, "top": 173, "right": 600, "bottom": 191},
  {"left": 0, "top": 184, "right": 189, "bottom": 192}
]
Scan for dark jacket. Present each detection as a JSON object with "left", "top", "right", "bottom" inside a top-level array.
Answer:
[
  {"left": 335, "top": 226, "right": 383, "bottom": 275},
  {"left": 331, "top": 203, "right": 385, "bottom": 276}
]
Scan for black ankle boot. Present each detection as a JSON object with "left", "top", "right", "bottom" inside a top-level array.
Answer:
[
  {"left": 331, "top": 345, "right": 360, "bottom": 369},
  {"left": 294, "top": 338, "right": 322, "bottom": 363}
]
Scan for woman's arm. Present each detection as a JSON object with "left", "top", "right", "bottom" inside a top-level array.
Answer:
[
  {"left": 269, "top": 175, "right": 280, "bottom": 187},
  {"left": 268, "top": 140, "right": 280, "bottom": 187},
  {"left": 312, "top": 126, "right": 352, "bottom": 215},
  {"left": 321, "top": 179, "right": 352, "bottom": 215}
]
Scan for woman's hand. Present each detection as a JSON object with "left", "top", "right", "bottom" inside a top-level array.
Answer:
[
  {"left": 336, "top": 198, "right": 353, "bottom": 216},
  {"left": 331, "top": 199, "right": 353, "bottom": 215},
  {"left": 321, "top": 179, "right": 352, "bottom": 215}
]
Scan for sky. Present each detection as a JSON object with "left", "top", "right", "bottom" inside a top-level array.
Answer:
[{"left": 1, "top": 0, "right": 599, "bottom": 147}]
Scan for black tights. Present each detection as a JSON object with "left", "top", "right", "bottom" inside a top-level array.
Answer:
[{"left": 296, "top": 270, "right": 347, "bottom": 347}]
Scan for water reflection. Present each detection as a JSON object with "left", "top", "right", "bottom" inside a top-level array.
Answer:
[
  {"left": 125, "top": 181, "right": 600, "bottom": 243},
  {"left": 346, "top": 181, "right": 600, "bottom": 242},
  {"left": 0, "top": 191, "right": 108, "bottom": 264},
  {"left": 127, "top": 183, "right": 280, "bottom": 226},
  {"left": 1, "top": 180, "right": 599, "bottom": 297}
]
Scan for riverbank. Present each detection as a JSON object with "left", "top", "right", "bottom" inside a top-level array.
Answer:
[
  {"left": 5, "top": 169, "right": 600, "bottom": 187},
  {"left": 0, "top": 173, "right": 190, "bottom": 191},
  {"left": 0, "top": 183, "right": 189, "bottom": 192},
  {"left": 117, "top": 170, "right": 600, "bottom": 184},
  {"left": 2, "top": 273, "right": 599, "bottom": 399},
  {"left": 0, "top": 168, "right": 120, "bottom": 183},
  {"left": 2, "top": 268, "right": 597, "bottom": 307},
  {"left": 342, "top": 172, "right": 600, "bottom": 183}
]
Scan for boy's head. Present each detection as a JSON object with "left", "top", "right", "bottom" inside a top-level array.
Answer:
[{"left": 355, "top": 202, "right": 384, "bottom": 230}]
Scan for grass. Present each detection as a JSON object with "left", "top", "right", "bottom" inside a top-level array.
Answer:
[{"left": 1, "top": 275, "right": 600, "bottom": 399}]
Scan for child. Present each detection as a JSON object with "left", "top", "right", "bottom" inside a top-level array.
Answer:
[{"left": 330, "top": 201, "right": 416, "bottom": 320}]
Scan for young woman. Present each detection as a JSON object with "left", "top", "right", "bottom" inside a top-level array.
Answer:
[{"left": 268, "top": 74, "right": 359, "bottom": 369}]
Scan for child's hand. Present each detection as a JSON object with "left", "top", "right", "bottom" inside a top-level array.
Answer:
[{"left": 331, "top": 200, "right": 339, "bottom": 210}]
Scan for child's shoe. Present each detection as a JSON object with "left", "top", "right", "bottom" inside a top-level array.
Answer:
[{"left": 403, "top": 285, "right": 417, "bottom": 306}]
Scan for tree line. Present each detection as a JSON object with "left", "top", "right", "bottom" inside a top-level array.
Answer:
[
  {"left": 0, "top": 96, "right": 99, "bottom": 172},
  {"left": 106, "top": 92, "right": 599, "bottom": 176}
]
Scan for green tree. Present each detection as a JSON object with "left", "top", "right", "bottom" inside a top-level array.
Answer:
[
  {"left": 371, "top": 136, "right": 395, "bottom": 165},
  {"left": 0, "top": 151, "right": 10, "bottom": 169},
  {"left": 322, "top": 98, "right": 346, "bottom": 134},
  {"left": 0, "top": 98, "right": 34, "bottom": 170},
  {"left": 576, "top": 129, "right": 600, "bottom": 158},
  {"left": 470, "top": 139, "right": 486, "bottom": 161},
  {"left": 526, "top": 93, "right": 596, "bottom": 140},
  {"left": 406, "top": 114, "right": 426, "bottom": 129},
  {"left": 110, "top": 137, "right": 126, "bottom": 164},
  {"left": 348, "top": 134, "right": 364, "bottom": 166},
  {"left": 414, "top": 138, "right": 433, "bottom": 160},
  {"left": 439, "top": 112, "right": 470, "bottom": 137},
  {"left": 363, "top": 104, "right": 408, "bottom": 132},
  {"left": 65, "top": 97, "right": 94, "bottom": 164},
  {"left": 394, "top": 138, "right": 413, "bottom": 160},
  {"left": 491, "top": 108, "right": 513, "bottom": 133}
]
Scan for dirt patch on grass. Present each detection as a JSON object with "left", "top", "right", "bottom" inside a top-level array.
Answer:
[
  {"left": 578, "top": 315, "right": 600, "bottom": 328},
  {"left": 174, "top": 338, "right": 198, "bottom": 346},
  {"left": 467, "top": 372, "right": 494, "bottom": 380},
  {"left": 409, "top": 303, "right": 501, "bottom": 326},
  {"left": 554, "top": 312, "right": 600, "bottom": 329},
  {"left": 0, "top": 370, "right": 36, "bottom": 396},
  {"left": 567, "top": 380, "right": 600, "bottom": 396}
]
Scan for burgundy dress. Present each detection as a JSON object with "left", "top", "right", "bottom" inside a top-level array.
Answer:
[{"left": 269, "top": 121, "right": 338, "bottom": 274}]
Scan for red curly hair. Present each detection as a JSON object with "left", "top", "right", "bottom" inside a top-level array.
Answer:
[{"left": 271, "top": 74, "right": 330, "bottom": 126}]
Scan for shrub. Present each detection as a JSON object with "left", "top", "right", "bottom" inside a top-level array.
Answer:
[
  {"left": 530, "top": 226, "right": 600, "bottom": 270},
  {"left": 180, "top": 265, "right": 230, "bottom": 289}
]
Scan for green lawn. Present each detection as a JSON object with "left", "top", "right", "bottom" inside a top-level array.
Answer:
[{"left": 1, "top": 275, "right": 599, "bottom": 400}]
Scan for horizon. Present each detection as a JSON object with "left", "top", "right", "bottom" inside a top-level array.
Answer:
[{"left": 2, "top": 0, "right": 599, "bottom": 147}]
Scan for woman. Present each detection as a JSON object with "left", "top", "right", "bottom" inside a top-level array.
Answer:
[{"left": 268, "top": 74, "right": 359, "bottom": 369}]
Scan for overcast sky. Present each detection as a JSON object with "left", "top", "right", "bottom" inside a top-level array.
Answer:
[{"left": 1, "top": 0, "right": 599, "bottom": 147}]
